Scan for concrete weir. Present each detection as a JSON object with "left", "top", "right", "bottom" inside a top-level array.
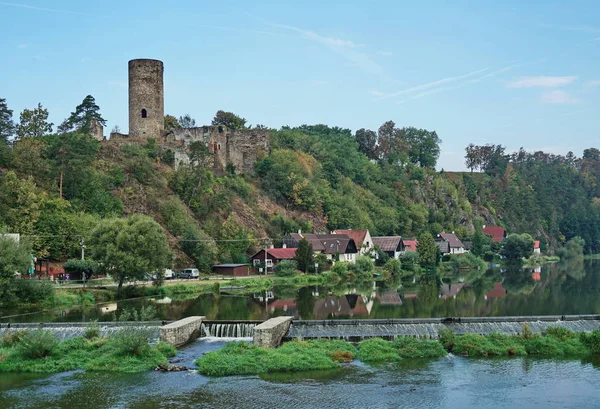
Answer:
[
  {"left": 253, "top": 316, "right": 294, "bottom": 347},
  {"left": 160, "top": 316, "right": 205, "bottom": 347}
]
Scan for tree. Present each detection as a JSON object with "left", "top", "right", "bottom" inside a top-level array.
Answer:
[
  {"left": 355, "top": 128, "right": 378, "bottom": 160},
  {"left": 417, "top": 232, "right": 438, "bottom": 268},
  {"left": 382, "top": 257, "right": 402, "bottom": 277},
  {"left": 501, "top": 233, "right": 534, "bottom": 261},
  {"left": 46, "top": 132, "right": 99, "bottom": 199},
  {"left": 89, "top": 215, "right": 172, "bottom": 293},
  {"left": 57, "top": 95, "right": 106, "bottom": 135},
  {"left": 403, "top": 127, "right": 441, "bottom": 168},
  {"left": 211, "top": 110, "right": 247, "bottom": 130},
  {"left": 471, "top": 226, "right": 492, "bottom": 257},
  {"left": 0, "top": 97, "right": 15, "bottom": 142},
  {"left": 164, "top": 114, "right": 181, "bottom": 131},
  {"left": 15, "top": 103, "right": 53, "bottom": 139},
  {"left": 178, "top": 114, "right": 196, "bottom": 128},
  {"left": 274, "top": 259, "right": 298, "bottom": 277},
  {"left": 63, "top": 259, "right": 100, "bottom": 281},
  {"left": 294, "top": 238, "right": 314, "bottom": 273},
  {"left": 377, "top": 120, "right": 408, "bottom": 165},
  {"left": 0, "top": 235, "right": 32, "bottom": 307}
]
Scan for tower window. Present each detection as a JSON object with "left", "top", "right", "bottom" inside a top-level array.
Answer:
[{"left": 141, "top": 109, "right": 147, "bottom": 118}]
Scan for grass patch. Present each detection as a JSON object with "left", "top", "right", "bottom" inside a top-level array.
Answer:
[
  {"left": 0, "top": 329, "right": 175, "bottom": 373},
  {"left": 195, "top": 339, "right": 356, "bottom": 377},
  {"left": 358, "top": 337, "right": 446, "bottom": 362}
]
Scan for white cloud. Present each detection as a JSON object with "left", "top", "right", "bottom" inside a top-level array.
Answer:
[
  {"left": 376, "top": 51, "right": 393, "bottom": 56},
  {"left": 368, "top": 90, "right": 385, "bottom": 97},
  {"left": 507, "top": 76, "right": 577, "bottom": 88},
  {"left": 540, "top": 90, "right": 580, "bottom": 104}
]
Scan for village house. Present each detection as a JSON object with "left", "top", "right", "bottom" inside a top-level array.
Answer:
[
  {"left": 482, "top": 225, "right": 507, "bottom": 242},
  {"left": 372, "top": 236, "right": 403, "bottom": 259},
  {"left": 435, "top": 232, "right": 467, "bottom": 255},
  {"left": 534, "top": 240, "right": 541, "bottom": 254},
  {"left": 282, "top": 232, "right": 359, "bottom": 263},
  {"left": 401, "top": 238, "right": 418, "bottom": 253},
  {"left": 332, "top": 229, "right": 373, "bottom": 255},
  {"left": 248, "top": 247, "right": 297, "bottom": 274}
]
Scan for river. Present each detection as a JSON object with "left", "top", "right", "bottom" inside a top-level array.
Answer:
[
  {"left": 2, "top": 258, "right": 599, "bottom": 323},
  {"left": 1, "top": 339, "right": 600, "bottom": 408}
]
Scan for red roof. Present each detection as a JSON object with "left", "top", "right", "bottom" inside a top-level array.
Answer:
[
  {"left": 402, "top": 239, "right": 418, "bottom": 252},
  {"left": 534, "top": 240, "right": 540, "bottom": 249},
  {"left": 485, "top": 282, "right": 506, "bottom": 298},
  {"left": 266, "top": 248, "right": 297, "bottom": 259},
  {"left": 333, "top": 229, "right": 369, "bottom": 248},
  {"left": 482, "top": 226, "right": 506, "bottom": 243}
]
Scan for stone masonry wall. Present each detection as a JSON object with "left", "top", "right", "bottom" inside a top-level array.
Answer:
[
  {"left": 159, "top": 316, "right": 205, "bottom": 347},
  {"left": 253, "top": 316, "right": 293, "bottom": 347},
  {"left": 129, "top": 59, "right": 164, "bottom": 140}
]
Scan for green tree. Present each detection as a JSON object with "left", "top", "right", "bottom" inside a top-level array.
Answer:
[
  {"left": 46, "top": 132, "right": 99, "bottom": 199},
  {"left": 178, "top": 114, "right": 196, "bottom": 128},
  {"left": 89, "top": 215, "right": 172, "bottom": 293},
  {"left": 383, "top": 257, "right": 402, "bottom": 277},
  {"left": 57, "top": 95, "right": 106, "bottom": 134},
  {"left": 274, "top": 259, "right": 298, "bottom": 277},
  {"left": 63, "top": 259, "right": 100, "bottom": 280},
  {"left": 377, "top": 120, "right": 408, "bottom": 165},
  {"left": 294, "top": 238, "right": 314, "bottom": 273},
  {"left": 471, "top": 226, "right": 492, "bottom": 257},
  {"left": 403, "top": 127, "right": 441, "bottom": 168},
  {"left": 0, "top": 171, "right": 44, "bottom": 235},
  {"left": 211, "top": 110, "right": 247, "bottom": 130},
  {"left": 0, "top": 97, "right": 15, "bottom": 141},
  {"left": 15, "top": 103, "right": 53, "bottom": 139},
  {"left": 501, "top": 233, "right": 534, "bottom": 261},
  {"left": 355, "top": 128, "right": 379, "bottom": 160},
  {"left": 164, "top": 114, "right": 181, "bottom": 131},
  {"left": 0, "top": 235, "right": 32, "bottom": 307},
  {"left": 417, "top": 232, "right": 437, "bottom": 268}
]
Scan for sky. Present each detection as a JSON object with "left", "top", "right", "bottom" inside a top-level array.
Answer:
[{"left": 1, "top": 0, "right": 599, "bottom": 170}]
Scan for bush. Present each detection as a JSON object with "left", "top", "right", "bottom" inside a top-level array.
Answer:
[
  {"left": 274, "top": 260, "right": 298, "bottom": 277},
  {"left": 357, "top": 338, "right": 401, "bottom": 362},
  {"left": 109, "top": 327, "right": 152, "bottom": 356},
  {"left": 1, "top": 330, "right": 28, "bottom": 348},
  {"left": 84, "top": 320, "right": 100, "bottom": 339},
  {"left": 392, "top": 337, "right": 446, "bottom": 358},
  {"left": 11, "top": 279, "right": 55, "bottom": 305},
  {"left": 581, "top": 330, "right": 600, "bottom": 355},
  {"left": 16, "top": 329, "right": 59, "bottom": 359},
  {"left": 438, "top": 328, "right": 455, "bottom": 350}
]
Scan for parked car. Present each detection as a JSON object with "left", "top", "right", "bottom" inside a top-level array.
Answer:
[
  {"left": 145, "top": 269, "right": 175, "bottom": 281},
  {"left": 164, "top": 269, "right": 175, "bottom": 279},
  {"left": 178, "top": 268, "right": 200, "bottom": 279}
]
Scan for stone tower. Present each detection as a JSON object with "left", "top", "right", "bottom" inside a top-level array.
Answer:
[{"left": 128, "top": 59, "right": 164, "bottom": 139}]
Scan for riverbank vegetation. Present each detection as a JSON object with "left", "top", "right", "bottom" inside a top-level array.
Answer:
[
  {"left": 0, "top": 326, "right": 176, "bottom": 373},
  {"left": 196, "top": 326, "right": 600, "bottom": 376}
]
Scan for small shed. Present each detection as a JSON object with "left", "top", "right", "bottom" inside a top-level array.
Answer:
[{"left": 212, "top": 263, "right": 250, "bottom": 276}]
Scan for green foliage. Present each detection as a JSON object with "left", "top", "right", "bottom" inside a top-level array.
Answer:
[
  {"left": 417, "top": 232, "right": 437, "bottom": 268},
  {"left": 501, "top": 233, "right": 535, "bottom": 261},
  {"left": 57, "top": 95, "right": 105, "bottom": 134},
  {"left": 443, "top": 253, "right": 487, "bottom": 272},
  {"left": 63, "top": 259, "right": 100, "bottom": 280},
  {"left": 84, "top": 320, "right": 100, "bottom": 339},
  {"left": 450, "top": 333, "right": 526, "bottom": 357},
  {"left": 164, "top": 114, "right": 181, "bottom": 131},
  {"left": 557, "top": 236, "right": 585, "bottom": 260},
  {"left": 108, "top": 327, "right": 152, "bottom": 356},
  {"left": 391, "top": 337, "right": 447, "bottom": 358},
  {"left": 294, "top": 238, "right": 314, "bottom": 273},
  {"left": 0, "top": 97, "right": 15, "bottom": 143},
  {"left": 15, "top": 103, "right": 53, "bottom": 139},
  {"left": 274, "top": 260, "right": 298, "bottom": 277},
  {"left": 580, "top": 329, "right": 600, "bottom": 355},
  {"left": 16, "top": 329, "right": 59, "bottom": 359},
  {"left": 211, "top": 110, "right": 247, "bottom": 130},
  {"left": 1, "top": 331, "right": 27, "bottom": 348},
  {"left": 382, "top": 258, "right": 402, "bottom": 279},
  {"left": 357, "top": 338, "right": 401, "bottom": 362}
]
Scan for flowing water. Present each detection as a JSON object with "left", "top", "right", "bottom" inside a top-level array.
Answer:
[{"left": 1, "top": 338, "right": 600, "bottom": 408}]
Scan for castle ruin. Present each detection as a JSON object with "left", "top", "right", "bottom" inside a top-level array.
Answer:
[{"left": 111, "top": 58, "right": 269, "bottom": 174}]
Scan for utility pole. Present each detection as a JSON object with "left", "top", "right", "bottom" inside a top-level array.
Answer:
[{"left": 80, "top": 239, "right": 86, "bottom": 260}]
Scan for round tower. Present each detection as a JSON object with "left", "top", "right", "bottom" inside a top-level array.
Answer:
[{"left": 128, "top": 59, "right": 164, "bottom": 139}]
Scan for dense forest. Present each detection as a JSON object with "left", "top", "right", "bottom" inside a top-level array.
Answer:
[{"left": 1, "top": 95, "right": 599, "bottom": 271}]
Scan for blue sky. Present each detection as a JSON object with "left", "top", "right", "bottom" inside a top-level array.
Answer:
[{"left": 1, "top": 0, "right": 599, "bottom": 170}]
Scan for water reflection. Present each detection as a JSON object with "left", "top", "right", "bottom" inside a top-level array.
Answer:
[{"left": 4, "top": 259, "right": 600, "bottom": 323}]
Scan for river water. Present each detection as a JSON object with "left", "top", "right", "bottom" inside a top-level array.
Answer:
[
  {"left": 1, "top": 339, "right": 600, "bottom": 408},
  {"left": 2, "top": 259, "right": 599, "bottom": 323}
]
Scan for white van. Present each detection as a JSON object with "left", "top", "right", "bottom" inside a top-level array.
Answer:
[
  {"left": 178, "top": 268, "right": 200, "bottom": 279},
  {"left": 163, "top": 269, "right": 175, "bottom": 280}
]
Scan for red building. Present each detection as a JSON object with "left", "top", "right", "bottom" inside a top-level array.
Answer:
[
  {"left": 249, "top": 248, "right": 297, "bottom": 274},
  {"left": 212, "top": 264, "right": 249, "bottom": 276}
]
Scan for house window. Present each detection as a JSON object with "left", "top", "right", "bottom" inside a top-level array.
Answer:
[
  {"left": 141, "top": 109, "right": 147, "bottom": 118},
  {"left": 266, "top": 259, "right": 273, "bottom": 267},
  {"left": 253, "top": 259, "right": 261, "bottom": 266}
]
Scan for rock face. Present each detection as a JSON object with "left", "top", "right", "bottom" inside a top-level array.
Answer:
[
  {"left": 253, "top": 316, "right": 293, "bottom": 348},
  {"left": 159, "top": 316, "right": 205, "bottom": 347}
]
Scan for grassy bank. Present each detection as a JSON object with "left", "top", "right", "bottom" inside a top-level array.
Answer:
[
  {"left": 196, "top": 326, "right": 600, "bottom": 376},
  {"left": 0, "top": 327, "right": 176, "bottom": 373}
]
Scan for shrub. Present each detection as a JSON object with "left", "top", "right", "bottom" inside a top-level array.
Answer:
[
  {"left": 274, "top": 260, "right": 298, "bottom": 277},
  {"left": 109, "top": 327, "right": 152, "bottom": 356},
  {"left": 580, "top": 330, "right": 600, "bottom": 355},
  {"left": 357, "top": 338, "right": 401, "bottom": 362},
  {"left": 16, "top": 329, "right": 59, "bottom": 359},
  {"left": 521, "top": 323, "right": 534, "bottom": 340},
  {"left": 543, "top": 326, "right": 576, "bottom": 341},
  {"left": 84, "top": 320, "right": 100, "bottom": 339},
  {"left": 392, "top": 337, "right": 447, "bottom": 358},
  {"left": 11, "top": 279, "right": 55, "bottom": 305},
  {"left": 438, "top": 328, "right": 455, "bottom": 350},
  {"left": 1, "top": 330, "right": 28, "bottom": 348}
]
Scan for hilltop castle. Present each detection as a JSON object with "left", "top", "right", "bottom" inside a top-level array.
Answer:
[{"left": 108, "top": 58, "right": 269, "bottom": 174}]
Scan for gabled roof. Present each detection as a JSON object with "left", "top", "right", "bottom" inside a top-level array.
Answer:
[
  {"left": 333, "top": 229, "right": 369, "bottom": 248},
  {"left": 372, "top": 236, "right": 402, "bottom": 252},
  {"left": 439, "top": 232, "right": 465, "bottom": 249},
  {"left": 250, "top": 248, "right": 297, "bottom": 260},
  {"left": 288, "top": 233, "right": 325, "bottom": 251},
  {"left": 317, "top": 234, "right": 358, "bottom": 255},
  {"left": 402, "top": 239, "right": 418, "bottom": 252},
  {"left": 485, "top": 282, "right": 506, "bottom": 298},
  {"left": 483, "top": 226, "right": 506, "bottom": 243}
]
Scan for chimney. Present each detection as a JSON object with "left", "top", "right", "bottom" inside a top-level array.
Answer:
[{"left": 283, "top": 244, "right": 287, "bottom": 248}]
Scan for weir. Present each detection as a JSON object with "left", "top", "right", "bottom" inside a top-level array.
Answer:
[
  {"left": 201, "top": 320, "right": 260, "bottom": 338},
  {"left": 0, "top": 321, "right": 162, "bottom": 341},
  {"left": 285, "top": 315, "right": 600, "bottom": 341}
]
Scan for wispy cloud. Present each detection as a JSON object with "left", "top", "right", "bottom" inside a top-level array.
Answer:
[
  {"left": 507, "top": 76, "right": 577, "bottom": 88},
  {"left": 540, "top": 90, "right": 580, "bottom": 104},
  {"left": 0, "top": 1, "right": 92, "bottom": 16},
  {"left": 376, "top": 51, "right": 393, "bottom": 56},
  {"left": 379, "top": 68, "right": 489, "bottom": 99},
  {"left": 368, "top": 90, "right": 385, "bottom": 97}
]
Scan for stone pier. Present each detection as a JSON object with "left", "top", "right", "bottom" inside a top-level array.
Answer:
[
  {"left": 253, "top": 316, "right": 294, "bottom": 347},
  {"left": 160, "top": 316, "right": 205, "bottom": 347}
]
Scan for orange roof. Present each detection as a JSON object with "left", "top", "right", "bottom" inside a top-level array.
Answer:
[
  {"left": 482, "top": 226, "right": 506, "bottom": 243},
  {"left": 402, "top": 239, "right": 418, "bottom": 252},
  {"left": 333, "top": 229, "right": 369, "bottom": 247},
  {"left": 534, "top": 240, "right": 540, "bottom": 249}
]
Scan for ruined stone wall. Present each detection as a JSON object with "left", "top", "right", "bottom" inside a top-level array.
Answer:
[
  {"left": 128, "top": 59, "right": 164, "bottom": 139},
  {"left": 89, "top": 118, "right": 104, "bottom": 141},
  {"left": 167, "top": 125, "right": 269, "bottom": 174}
]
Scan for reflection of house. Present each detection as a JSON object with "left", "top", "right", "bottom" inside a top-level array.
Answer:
[
  {"left": 269, "top": 299, "right": 297, "bottom": 316},
  {"left": 401, "top": 239, "right": 418, "bottom": 252},
  {"left": 482, "top": 225, "right": 507, "bottom": 243},
  {"left": 249, "top": 248, "right": 297, "bottom": 274},
  {"left": 484, "top": 282, "right": 506, "bottom": 299},
  {"left": 332, "top": 229, "right": 373, "bottom": 255},
  {"left": 282, "top": 232, "right": 359, "bottom": 263},
  {"left": 313, "top": 295, "right": 371, "bottom": 319},
  {"left": 534, "top": 240, "right": 541, "bottom": 254},
  {"left": 378, "top": 290, "right": 403, "bottom": 305},
  {"left": 532, "top": 265, "right": 541, "bottom": 281},
  {"left": 440, "top": 283, "right": 466, "bottom": 300},
  {"left": 372, "top": 236, "right": 403, "bottom": 259},
  {"left": 436, "top": 232, "right": 466, "bottom": 255}
]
